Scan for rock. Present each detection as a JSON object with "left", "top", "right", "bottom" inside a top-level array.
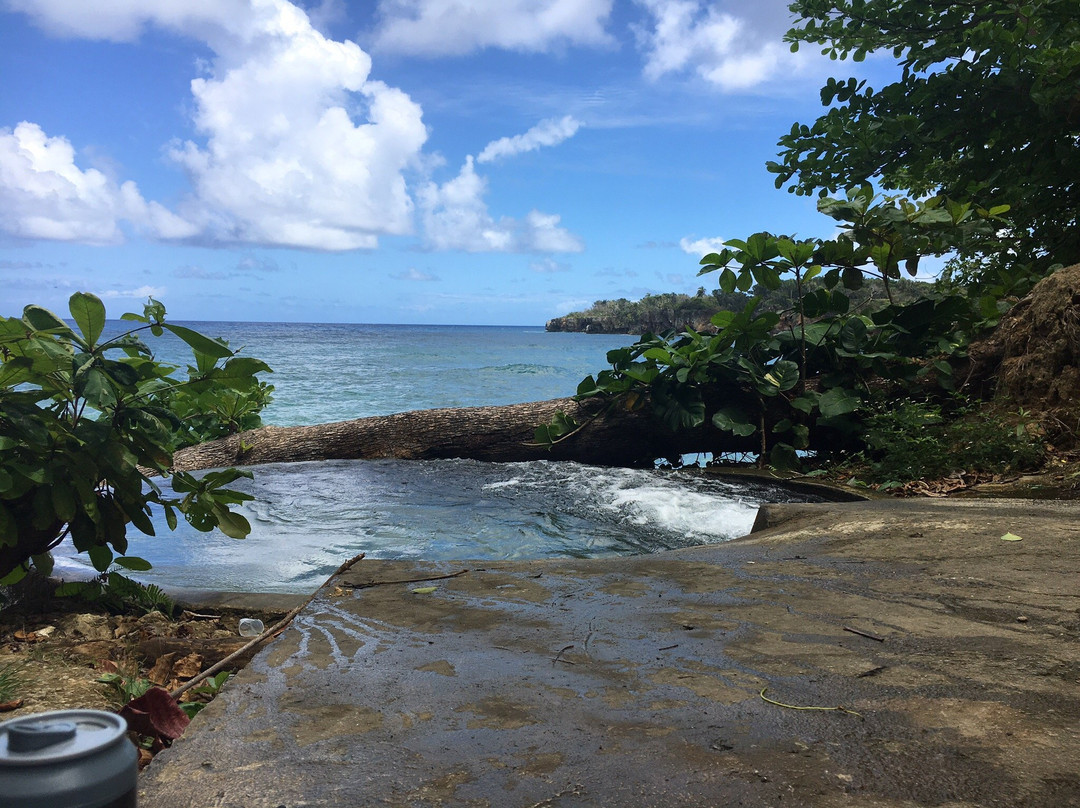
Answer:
[{"left": 62, "top": 613, "right": 114, "bottom": 641}]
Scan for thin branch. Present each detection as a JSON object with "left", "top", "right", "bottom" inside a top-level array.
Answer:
[{"left": 171, "top": 552, "right": 366, "bottom": 699}]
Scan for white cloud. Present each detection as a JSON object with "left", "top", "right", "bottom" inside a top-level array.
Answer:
[
  {"left": 635, "top": 0, "right": 800, "bottom": 90},
  {"left": 530, "top": 258, "right": 570, "bottom": 273},
  {"left": 679, "top": 236, "right": 728, "bottom": 256},
  {"left": 0, "top": 122, "right": 197, "bottom": 244},
  {"left": 477, "top": 116, "right": 581, "bottom": 164},
  {"left": 99, "top": 285, "right": 167, "bottom": 299},
  {"left": 8, "top": 0, "right": 428, "bottom": 251},
  {"left": 393, "top": 267, "right": 440, "bottom": 281},
  {"left": 373, "top": 0, "right": 614, "bottom": 56},
  {"left": 418, "top": 157, "right": 583, "bottom": 253}
]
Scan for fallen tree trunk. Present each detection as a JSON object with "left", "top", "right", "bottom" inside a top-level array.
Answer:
[{"left": 172, "top": 397, "right": 757, "bottom": 472}]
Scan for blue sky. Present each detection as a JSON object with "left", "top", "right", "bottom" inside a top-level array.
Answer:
[{"left": 0, "top": 0, "right": 899, "bottom": 325}]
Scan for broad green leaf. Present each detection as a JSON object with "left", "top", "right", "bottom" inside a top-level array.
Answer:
[
  {"left": 51, "top": 481, "right": 76, "bottom": 522},
  {"left": 114, "top": 555, "right": 153, "bottom": 571},
  {"left": 818, "top": 387, "right": 860, "bottom": 417},
  {"left": 31, "top": 553, "right": 54, "bottom": 576},
  {"left": 212, "top": 505, "right": 251, "bottom": 539},
  {"left": 712, "top": 408, "right": 756, "bottom": 436},
  {"left": 161, "top": 323, "right": 233, "bottom": 360},
  {"left": 78, "top": 368, "right": 118, "bottom": 410},
  {"left": 0, "top": 565, "right": 27, "bottom": 586},
  {"left": 22, "top": 304, "right": 73, "bottom": 335},
  {"left": 762, "top": 360, "right": 800, "bottom": 393},
  {"left": 69, "top": 292, "right": 107, "bottom": 348},
  {"left": 87, "top": 544, "right": 114, "bottom": 572},
  {"left": 411, "top": 586, "right": 437, "bottom": 594},
  {"left": 1000, "top": 532, "right": 1023, "bottom": 542}
]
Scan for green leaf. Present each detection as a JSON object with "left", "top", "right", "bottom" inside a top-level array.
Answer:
[
  {"left": 762, "top": 360, "right": 800, "bottom": 393},
  {"left": 69, "top": 292, "right": 107, "bottom": 348},
  {"left": 114, "top": 555, "right": 153, "bottom": 571},
  {"left": 411, "top": 586, "right": 438, "bottom": 594},
  {"left": 818, "top": 387, "right": 860, "bottom": 417},
  {"left": 161, "top": 324, "right": 234, "bottom": 360},
  {"left": 31, "top": 553, "right": 54, "bottom": 576},
  {"left": 211, "top": 505, "right": 251, "bottom": 539},
  {"left": 22, "top": 304, "right": 72, "bottom": 335},
  {"left": 712, "top": 408, "right": 756, "bottom": 436},
  {"left": 87, "top": 544, "right": 114, "bottom": 572},
  {"left": 0, "top": 565, "right": 28, "bottom": 586},
  {"left": 1000, "top": 532, "right": 1023, "bottom": 542}
]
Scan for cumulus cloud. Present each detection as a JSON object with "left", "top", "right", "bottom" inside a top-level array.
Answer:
[
  {"left": 635, "top": 0, "right": 800, "bottom": 90},
  {"left": 0, "top": 122, "right": 197, "bottom": 244},
  {"left": 477, "top": 116, "right": 581, "bottom": 164},
  {"left": 8, "top": 0, "right": 428, "bottom": 251},
  {"left": 418, "top": 157, "right": 583, "bottom": 253},
  {"left": 373, "top": 0, "right": 614, "bottom": 56},
  {"left": 680, "top": 236, "right": 728, "bottom": 256}
]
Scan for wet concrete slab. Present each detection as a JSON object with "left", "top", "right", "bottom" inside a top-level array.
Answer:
[{"left": 140, "top": 499, "right": 1080, "bottom": 807}]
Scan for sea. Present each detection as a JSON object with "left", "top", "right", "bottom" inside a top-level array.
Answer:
[{"left": 55, "top": 322, "right": 816, "bottom": 593}]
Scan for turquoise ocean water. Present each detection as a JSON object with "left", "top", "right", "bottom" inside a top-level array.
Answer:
[{"left": 55, "top": 322, "right": 815, "bottom": 593}]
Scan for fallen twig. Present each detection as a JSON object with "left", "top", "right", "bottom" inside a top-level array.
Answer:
[
  {"left": 759, "top": 687, "right": 863, "bottom": 719},
  {"left": 843, "top": 626, "right": 886, "bottom": 642},
  {"left": 342, "top": 568, "right": 469, "bottom": 589},
  {"left": 552, "top": 644, "right": 575, "bottom": 666},
  {"left": 171, "top": 552, "right": 366, "bottom": 699}
]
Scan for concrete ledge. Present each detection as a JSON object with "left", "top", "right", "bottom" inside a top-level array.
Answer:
[{"left": 140, "top": 499, "right": 1080, "bottom": 807}]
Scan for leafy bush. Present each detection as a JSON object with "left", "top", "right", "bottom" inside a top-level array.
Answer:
[
  {"left": 0, "top": 293, "right": 271, "bottom": 583},
  {"left": 539, "top": 190, "right": 1007, "bottom": 469},
  {"left": 863, "top": 400, "right": 1044, "bottom": 483}
]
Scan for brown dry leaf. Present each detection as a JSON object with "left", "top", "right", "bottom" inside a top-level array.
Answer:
[
  {"left": 96, "top": 659, "right": 120, "bottom": 674},
  {"left": 147, "top": 652, "right": 178, "bottom": 686},
  {"left": 13, "top": 630, "right": 44, "bottom": 643},
  {"left": 137, "top": 748, "right": 154, "bottom": 770},
  {"left": 171, "top": 653, "right": 203, "bottom": 680},
  {"left": 0, "top": 699, "right": 24, "bottom": 712}
]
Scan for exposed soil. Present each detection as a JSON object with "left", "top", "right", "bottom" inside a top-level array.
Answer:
[{"left": 0, "top": 583, "right": 289, "bottom": 721}]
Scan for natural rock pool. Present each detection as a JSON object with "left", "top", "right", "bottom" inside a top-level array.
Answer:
[{"left": 56, "top": 459, "right": 821, "bottom": 594}]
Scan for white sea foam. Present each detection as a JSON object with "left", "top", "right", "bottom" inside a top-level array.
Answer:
[{"left": 55, "top": 458, "right": 812, "bottom": 594}]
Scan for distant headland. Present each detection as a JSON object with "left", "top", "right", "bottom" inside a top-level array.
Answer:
[{"left": 545, "top": 279, "right": 928, "bottom": 334}]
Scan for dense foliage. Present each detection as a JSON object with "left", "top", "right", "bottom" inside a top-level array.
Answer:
[
  {"left": 538, "top": 190, "right": 1023, "bottom": 474},
  {"left": 542, "top": 1, "right": 1071, "bottom": 481},
  {"left": 772, "top": 0, "right": 1080, "bottom": 283},
  {"left": 547, "top": 278, "right": 928, "bottom": 335},
  {"left": 0, "top": 293, "right": 272, "bottom": 583}
]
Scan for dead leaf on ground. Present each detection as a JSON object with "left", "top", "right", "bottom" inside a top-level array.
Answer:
[
  {"left": 171, "top": 653, "right": 203, "bottom": 680},
  {"left": 0, "top": 699, "right": 24, "bottom": 712},
  {"left": 147, "top": 653, "right": 178, "bottom": 686}
]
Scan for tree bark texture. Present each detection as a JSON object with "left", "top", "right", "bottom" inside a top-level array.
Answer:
[{"left": 172, "top": 397, "right": 756, "bottom": 472}]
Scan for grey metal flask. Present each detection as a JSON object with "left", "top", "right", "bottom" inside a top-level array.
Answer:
[{"left": 0, "top": 709, "right": 137, "bottom": 807}]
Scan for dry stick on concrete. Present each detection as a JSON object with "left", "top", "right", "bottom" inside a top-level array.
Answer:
[
  {"left": 171, "top": 552, "right": 367, "bottom": 700},
  {"left": 842, "top": 625, "right": 886, "bottom": 642},
  {"left": 342, "top": 568, "right": 470, "bottom": 589},
  {"left": 759, "top": 687, "right": 863, "bottom": 719}
]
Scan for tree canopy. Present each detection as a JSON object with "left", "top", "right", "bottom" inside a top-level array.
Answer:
[{"left": 770, "top": 0, "right": 1080, "bottom": 280}]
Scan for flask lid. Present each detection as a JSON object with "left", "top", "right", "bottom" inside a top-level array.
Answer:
[{"left": 0, "top": 710, "right": 127, "bottom": 765}]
